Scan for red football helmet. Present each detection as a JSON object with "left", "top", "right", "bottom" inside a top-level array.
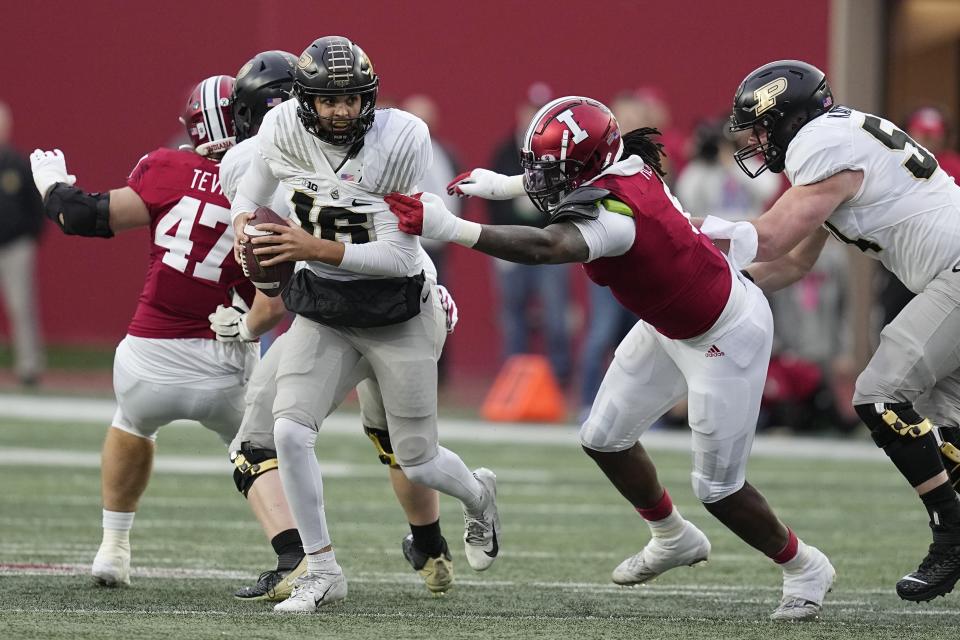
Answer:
[
  {"left": 180, "top": 75, "right": 237, "bottom": 157},
  {"left": 520, "top": 96, "right": 622, "bottom": 212}
]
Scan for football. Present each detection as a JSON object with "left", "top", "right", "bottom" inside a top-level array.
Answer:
[{"left": 240, "top": 206, "right": 294, "bottom": 298}]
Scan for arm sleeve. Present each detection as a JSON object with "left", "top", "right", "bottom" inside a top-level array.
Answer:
[
  {"left": 231, "top": 147, "right": 280, "bottom": 223},
  {"left": 569, "top": 206, "right": 636, "bottom": 261},
  {"left": 218, "top": 147, "right": 241, "bottom": 202},
  {"left": 338, "top": 234, "right": 422, "bottom": 277},
  {"left": 784, "top": 127, "right": 857, "bottom": 186}
]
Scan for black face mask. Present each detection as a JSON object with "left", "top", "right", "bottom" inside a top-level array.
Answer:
[{"left": 520, "top": 152, "right": 584, "bottom": 213}]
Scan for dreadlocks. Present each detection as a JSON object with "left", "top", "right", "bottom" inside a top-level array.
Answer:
[{"left": 621, "top": 127, "right": 666, "bottom": 178}]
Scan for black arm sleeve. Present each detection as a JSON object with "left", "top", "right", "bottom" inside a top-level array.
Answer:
[{"left": 44, "top": 183, "right": 113, "bottom": 238}]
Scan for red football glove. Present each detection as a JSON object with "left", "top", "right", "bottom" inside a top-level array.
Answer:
[
  {"left": 446, "top": 171, "right": 474, "bottom": 197},
  {"left": 384, "top": 192, "right": 425, "bottom": 235}
]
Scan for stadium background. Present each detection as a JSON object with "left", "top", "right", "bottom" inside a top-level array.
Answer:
[{"left": 0, "top": 0, "right": 956, "bottom": 380}]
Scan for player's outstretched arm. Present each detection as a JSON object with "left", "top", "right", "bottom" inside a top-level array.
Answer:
[
  {"left": 447, "top": 169, "right": 526, "bottom": 200},
  {"left": 744, "top": 227, "right": 830, "bottom": 292},
  {"left": 751, "top": 169, "right": 862, "bottom": 262},
  {"left": 106, "top": 187, "right": 151, "bottom": 232},
  {"left": 30, "top": 148, "right": 149, "bottom": 236},
  {"left": 386, "top": 191, "right": 588, "bottom": 265}
]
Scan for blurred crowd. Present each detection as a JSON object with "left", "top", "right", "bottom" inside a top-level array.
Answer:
[{"left": 3, "top": 89, "right": 960, "bottom": 436}]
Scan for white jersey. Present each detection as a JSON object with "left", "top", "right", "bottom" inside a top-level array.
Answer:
[
  {"left": 224, "top": 129, "right": 437, "bottom": 282},
  {"left": 220, "top": 138, "right": 293, "bottom": 216},
  {"left": 785, "top": 106, "right": 960, "bottom": 293},
  {"left": 237, "top": 101, "right": 432, "bottom": 281}
]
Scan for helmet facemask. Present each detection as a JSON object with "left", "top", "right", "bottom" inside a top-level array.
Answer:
[
  {"left": 520, "top": 151, "right": 588, "bottom": 213},
  {"left": 293, "top": 83, "right": 378, "bottom": 146},
  {"left": 731, "top": 113, "right": 784, "bottom": 178}
]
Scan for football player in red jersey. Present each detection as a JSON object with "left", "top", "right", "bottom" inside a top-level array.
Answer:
[
  {"left": 386, "top": 96, "right": 835, "bottom": 621},
  {"left": 30, "top": 75, "right": 287, "bottom": 588}
]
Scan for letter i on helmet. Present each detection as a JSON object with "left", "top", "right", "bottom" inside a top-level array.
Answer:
[{"left": 520, "top": 96, "right": 623, "bottom": 213}]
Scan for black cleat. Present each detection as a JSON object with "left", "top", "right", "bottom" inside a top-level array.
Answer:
[
  {"left": 234, "top": 556, "right": 307, "bottom": 601},
  {"left": 402, "top": 534, "right": 454, "bottom": 594},
  {"left": 896, "top": 542, "right": 960, "bottom": 602}
]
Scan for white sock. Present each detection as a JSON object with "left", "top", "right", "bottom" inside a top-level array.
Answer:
[
  {"left": 306, "top": 549, "right": 341, "bottom": 575},
  {"left": 780, "top": 540, "right": 812, "bottom": 573},
  {"left": 101, "top": 510, "right": 134, "bottom": 547},
  {"left": 401, "top": 446, "right": 485, "bottom": 515},
  {"left": 645, "top": 507, "right": 685, "bottom": 537},
  {"left": 275, "top": 418, "right": 332, "bottom": 554}
]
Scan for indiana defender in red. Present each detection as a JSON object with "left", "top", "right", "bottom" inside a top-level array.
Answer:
[
  {"left": 387, "top": 96, "right": 834, "bottom": 621},
  {"left": 30, "top": 74, "right": 284, "bottom": 587}
]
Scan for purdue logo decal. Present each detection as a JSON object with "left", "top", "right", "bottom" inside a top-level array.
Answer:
[
  {"left": 237, "top": 61, "right": 253, "bottom": 80},
  {"left": 753, "top": 77, "right": 788, "bottom": 116},
  {"left": 297, "top": 53, "right": 314, "bottom": 70}
]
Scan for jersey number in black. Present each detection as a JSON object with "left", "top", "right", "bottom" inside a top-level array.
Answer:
[
  {"left": 861, "top": 115, "right": 938, "bottom": 180},
  {"left": 291, "top": 191, "right": 373, "bottom": 244}
]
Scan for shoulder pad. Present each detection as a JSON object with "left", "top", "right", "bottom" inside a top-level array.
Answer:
[{"left": 548, "top": 186, "right": 611, "bottom": 225}]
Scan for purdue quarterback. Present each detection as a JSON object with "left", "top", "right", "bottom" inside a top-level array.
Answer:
[{"left": 230, "top": 36, "right": 499, "bottom": 613}]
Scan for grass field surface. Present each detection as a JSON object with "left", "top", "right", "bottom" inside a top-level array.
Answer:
[{"left": 0, "top": 395, "right": 957, "bottom": 639}]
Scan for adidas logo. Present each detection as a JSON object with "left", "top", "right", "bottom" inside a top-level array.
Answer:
[{"left": 705, "top": 345, "right": 725, "bottom": 358}]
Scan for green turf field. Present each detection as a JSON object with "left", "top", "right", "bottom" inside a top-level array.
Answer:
[{"left": 1, "top": 406, "right": 957, "bottom": 640}]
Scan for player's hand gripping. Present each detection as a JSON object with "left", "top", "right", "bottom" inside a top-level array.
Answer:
[
  {"left": 435, "top": 284, "right": 459, "bottom": 333},
  {"left": 208, "top": 304, "right": 256, "bottom": 342},
  {"left": 249, "top": 218, "right": 320, "bottom": 266},
  {"left": 446, "top": 168, "right": 521, "bottom": 200},
  {"left": 30, "top": 149, "right": 77, "bottom": 200},
  {"left": 232, "top": 213, "right": 253, "bottom": 265}
]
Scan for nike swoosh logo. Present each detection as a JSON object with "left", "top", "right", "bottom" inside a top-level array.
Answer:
[
  {"left": 485, "top": 524, "right": 499, "bottom": 558},
  {"left": 422, "top": 291, "right": 430, "bottom": 303},
  {"left": 900, "top": 576, "right": 928, "bottom": 584},
  {"left": 352, "top": 199, "right": 367, "bottom": 208},
  {"left": 953, "top": 262, "right": 960, "bottom": 273}
]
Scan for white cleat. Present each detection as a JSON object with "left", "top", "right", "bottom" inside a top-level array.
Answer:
[
  {"left": 463, "top": 468, "right": 500, "bottom": 571},
  {"left": 273, "top": 572, "right": 347, "bottom": 613},
  {"left": 771, "top": 545, "right": 836, "bottom": 622},
  {"left": 612, "top": 520, "right": 711, "bottom": 585},
  {"left": 91, "top": 542, "right": 131, "bottom": 587}
]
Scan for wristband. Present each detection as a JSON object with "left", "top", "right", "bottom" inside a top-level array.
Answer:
[{"left": 452, "top": 218, "right": 482, "bottom": 248}]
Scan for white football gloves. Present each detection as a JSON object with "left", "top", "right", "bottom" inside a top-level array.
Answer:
[
  {"left": 446, "top": 169, "right": 525, "bottom": 200},
  {"left": 208, "top": 304, "right": 257, "bottom": 342},
  {"left": 30, "top": 149, "right": 77, "bottom": 200},
  {"left": 435, "top": 284, "right": 459, "bottom": 333}
]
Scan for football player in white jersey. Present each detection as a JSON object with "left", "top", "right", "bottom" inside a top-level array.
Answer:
[
  {"left": 230, "top": 36, "right": 499, "bottom": 613},
  {"left": 211, "top": 50, "right": 459, "bottom": 598},
  {"left": 731, "top": 59, "right": 960, "bottom": 602}
]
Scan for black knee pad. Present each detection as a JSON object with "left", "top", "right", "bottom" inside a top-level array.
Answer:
[
  {"left": 855, "top": 402, "right": 931, "bottom": 448},
  {"left": 855, "top": 402, "right": 943, "bottom": 486},
  {"left": 230, "top": 443, "right": 279, "bottom": 497},
  {"left": 364, "top": 426, "right": 396, "bottom": 466}
]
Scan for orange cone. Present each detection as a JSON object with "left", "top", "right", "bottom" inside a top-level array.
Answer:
[{"left": 481, "top": 355, "right": 567, "bottom": 423}]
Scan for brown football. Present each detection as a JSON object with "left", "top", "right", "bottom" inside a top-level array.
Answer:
[{"left": 240, "top": 206, "right": 294, "bottom": 298}]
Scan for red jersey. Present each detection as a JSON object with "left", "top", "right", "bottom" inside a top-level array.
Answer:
[
  {"left": 126, "top": 148, "right": 254, "bottom": 339},
  {"left": 583, "top": 170, "right": 731, "bottom": 339}
]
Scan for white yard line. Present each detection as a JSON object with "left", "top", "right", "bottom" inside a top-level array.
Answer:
[{"left": 0, "top": 393, "right": 882, "bottom": 461}]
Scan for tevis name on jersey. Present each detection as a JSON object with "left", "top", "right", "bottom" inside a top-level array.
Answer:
[
  {"left": 126, "top": 148, "right": 254, "bottom": 339},
  {"left": 583, "top": 172, "right": 732, "bottom": 339}
]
